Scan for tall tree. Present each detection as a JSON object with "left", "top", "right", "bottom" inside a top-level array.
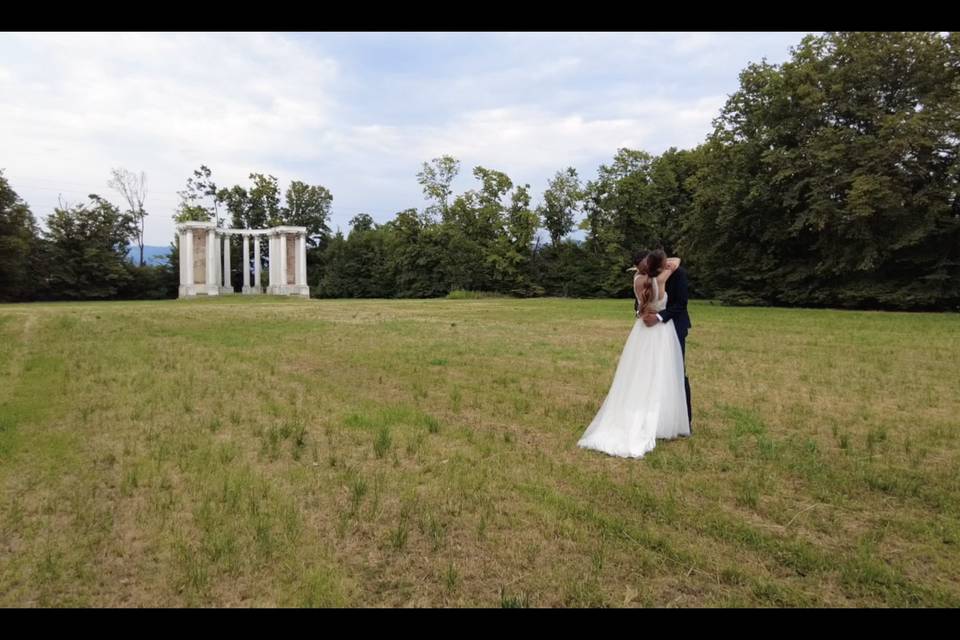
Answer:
[
  {"left": 216, "top": 185, "right": 251, "bottom": 228},
  {"left": 688, "top": 31, "right": 960, "bottom": 308},
  {"left": 0, "top": 170, "right": 39, "bottom": 301},
  {"left": 107, "top": 168, "right": 148, "bottom": 265},
  {"left": 317, "top": 216, "right": 392, "bottom": 298},
  {"left": 246, "top": 173, "right": 282, "bottom": 228},
  {"left": 349, "top": 213, "right": 375, "bottom": 233},
  {"left": 384, "top": 208, "right": 448, "bottom": 298},
  {"left": 438, "top": 166, "right": 515, "bottom": 292},
  {"left": 648, "top": 148, "right": 701, "bottom": 255},
  {"left": 44, "top": 195, "right": 137, "bottom": 299},
  {"left": 539, "top": 167, "right": 582, "bottom": 246},
  {"left": 582, "top": 149, "right": 659, "bottom": 295},
  {"left": 175, "top": 165, "right": 218, "bottom": 223},
  {"left": 417, "top": 155, "right": 460, "bottom": 221},
  {"left": 214, "top": 173, "right": 335, "bottom": 293},
  {"left": 283, "top": 181, "right": 333, "bottom": 248},
  {"left": 489, "top": 183, "right": 542, "bottom": 296}
]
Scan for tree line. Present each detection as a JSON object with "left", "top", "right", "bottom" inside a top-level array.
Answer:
[{"left": 2, "top": 32, "right": 957, "bottom": 309}]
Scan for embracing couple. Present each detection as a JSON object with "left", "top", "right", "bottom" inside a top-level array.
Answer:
[{"left": 578, "top": 249, "right": 693, "bottom": 458}]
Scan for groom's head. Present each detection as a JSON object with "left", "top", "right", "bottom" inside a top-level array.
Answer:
[{"left": 632, "top": 250, "right": 649, "bottom": 269}]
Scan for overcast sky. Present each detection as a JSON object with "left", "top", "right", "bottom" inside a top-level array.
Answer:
[{"left": 1, "top": 32, "right": 811, "bottom": 245}]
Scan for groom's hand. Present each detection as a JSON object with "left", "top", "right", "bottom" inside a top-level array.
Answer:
[{"left": 642, "top": 313, "right": 659, "bottom": 327}]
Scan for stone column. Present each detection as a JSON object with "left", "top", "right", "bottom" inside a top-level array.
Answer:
[
  {"left": 296, "top": 236, "right": 301, "bottom": 286},
  {"left": 184, "top": 230, "right": 194, "bottom": 286},
  {"left": 274, "top": 234, "right": 281, "bottom": 294},
  {"left": 275, "top": 234, "right": 281, "bottom": 290},
  {"left": 206, "top": 228, "right": 219, "bottom": 296},
  {"left": 178, "top": 229, "right": 195, "bottom": 298},
  {"left": 242, "top": 235, "right": 251, "bottom": 294},
  {"left": 254, "top": 235, "right": 261, "bottom": 292},
  {"left": 267, "top": 234, "right": 277, "bottom": 293},
  {"left": 222, "top": 234, "right": 231, "bottom": 293},
  {"left": 301, "top": 234, "right": 308, "bottom": 288},
  {"left": 178, "top": 230, "right": 186, "bottom": 288},
  {"left": 278, "top": 232, "right": 288, "bottom": 294},
  {"left": 296, "top": 234, "right": 306, "bottom": 287}
]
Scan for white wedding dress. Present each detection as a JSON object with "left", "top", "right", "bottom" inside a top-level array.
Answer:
[{"left": 577, "top": 276, "right": 690, "bottom": 458}]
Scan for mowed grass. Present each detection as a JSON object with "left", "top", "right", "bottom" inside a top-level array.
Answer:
[{"left": 0, "top": 296, "right": 958, "bottom": 607}]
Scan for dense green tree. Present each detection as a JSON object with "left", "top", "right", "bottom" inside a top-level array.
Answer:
[
  {"left": 384, "top": 209, "right": 449, "bottom": 298},
  {"left": 44, "top": 195, "right": 137, "bottom": 299},
  {"left": 539, "top": 167, "right": 582, "bottom": 246},
  {"left": 175, "top": 165, "right": 218, "bottom": 224},
  {"left": 687, "top": 31, "right": 960, "bottom": 308},
  {"left": 581, "top": 149, "right": 659, "bottom": 296},
  {"left": 0, "top": 170, "right": 39, "bottom": 301},
  {"left": 284, "top": 180, "right": 332, "bottom": 247},
  {"left": 417, "top": 155, "right": 460, "bottom": 222},
  {"left": 317, "top": 215, "right": 393, "bottom": 298}
]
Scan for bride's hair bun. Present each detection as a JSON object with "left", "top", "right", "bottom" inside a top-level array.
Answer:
[{"left": 645, "top": 249, "right": 666, "bottom": 278}]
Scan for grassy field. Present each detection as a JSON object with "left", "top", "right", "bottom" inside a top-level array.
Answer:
[{"left": 0, "top": 296, "right": 958, "bottom": 607}]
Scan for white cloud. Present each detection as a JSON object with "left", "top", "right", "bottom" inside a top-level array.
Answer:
[
  {"left": 0, "top": 32, "right": 808, "bottom": 244},
  {"left": 671, "top": 32, "right": 720, "bottom": 54},
  {"left": 1, "top": 32, "right": 341, "bottom": 241}
]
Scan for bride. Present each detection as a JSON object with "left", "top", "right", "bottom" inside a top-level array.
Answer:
[{"left": 577, "top": 249, "right": 690, "bottom": 458}]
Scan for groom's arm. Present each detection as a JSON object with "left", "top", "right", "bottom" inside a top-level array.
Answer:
[{"left": 656, "top": 268, "right": 688, "bottom": 324}]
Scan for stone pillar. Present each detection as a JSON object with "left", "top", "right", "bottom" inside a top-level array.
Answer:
[
  {"left": 302, "top": 234, "right": 308, "bottom": 288},
  {"left": 254, "top": 235, "right": 261, "bottom": 292},
  {"left": 177, "top": 230, "right": 186, "bottom": 287},
  {"left": 222, "top": 234, "right": 232, "bottom": 293},
  {"left": 289, "top": 232, "right": 309, "bottom": 297},
  {"left": 206, "top": 228, "right": 219, "bottom": 296},
  {"left": 275, "top": 234, "right": 281, "bottom": 291},
  {"left": 267, "top": 234, "right": 275, "bottom": 293},
  {"left": 273, "top": 234, "right": 281, "bottom": 294},
  {"left": 178, "top": 229, "right": 195, "bottom": 298},
  {"left": 296, "top": 234, "right": 306, "bottom": 287},
  {"left": 185, "top": 230, "right": 194, "bottom": 287},
  {"left": 278, "top": 232, "right": 288, "bottom": 295},
  {"left": 242, "top": 235, "right": 251, "bottom": 294}
]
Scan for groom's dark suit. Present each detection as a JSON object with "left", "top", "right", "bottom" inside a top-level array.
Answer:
[{"left": 635, "top": 267, "right": 692, "bottom": 430}]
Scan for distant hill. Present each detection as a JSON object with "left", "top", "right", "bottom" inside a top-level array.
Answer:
[{"left": 126, "top": 245, "right": 171, "bottom": 266}]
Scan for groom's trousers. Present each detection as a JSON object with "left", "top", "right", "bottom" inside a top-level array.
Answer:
[{"left": 678, "top": 333, "right": 692, "bottom": 432}]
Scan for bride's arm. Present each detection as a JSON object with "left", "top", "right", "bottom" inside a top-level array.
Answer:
[{"left": 657, "top": 257, "right": 681, "bottom": 286}]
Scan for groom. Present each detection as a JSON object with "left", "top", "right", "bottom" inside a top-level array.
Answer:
[{"left": 635, "top": 250, "right": 693, "bottom": 432}]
